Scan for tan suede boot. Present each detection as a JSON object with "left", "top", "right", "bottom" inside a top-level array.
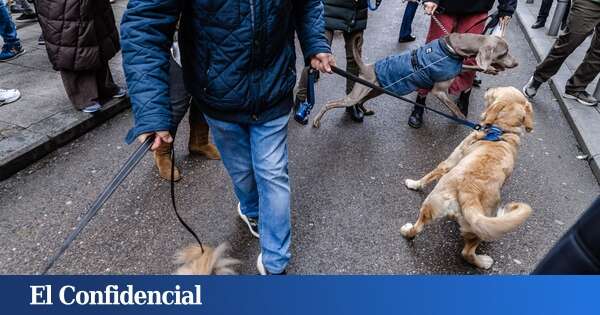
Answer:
[
  {"left": 153, "top": 142, "right": 182, "bottom": 181},
  {"left": 189, "top": 119, "right": 221, "bottom": 160}
]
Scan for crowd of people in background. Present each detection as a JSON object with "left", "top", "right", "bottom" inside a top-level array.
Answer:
[{"left": 0, "top": 0, "right": 125, "bottom": 111}]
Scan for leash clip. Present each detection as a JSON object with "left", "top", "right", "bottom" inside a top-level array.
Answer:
[{"left": 294, "top": 68, "right": 318, "bottom": 125}]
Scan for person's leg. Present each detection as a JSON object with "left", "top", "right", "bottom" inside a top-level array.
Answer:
[
  {"left": 60, "top": 69, "right": 100, "bottom": 110},
  {"left": 203, "top": 115, "right": 260, "bottom": 221},
  {"left": 562, "top": 22, "right": 600, "bottom": 105},
  {"left": 409, "top": 13, "right": 456, "bottom": 128},
  {"left": 566, "top": 8, "right": 600, "bottom": 93},
  {"left": 399, "top": 1, "right": 418, "bottom": 41},
  {"left": 0, "top": 0, "right": 19, "bottom": 46},
  {"left": 536, "top": 0, "right": 555, "bottom": 23},
  {"left": 534, "top": 0, "right": 597, "bottom": 83},
  {"left": 152, "top": 57, "right": 189, "bottom": 181},
  {"left": 189, "top": 101, "right": 220, "bottom": 159},
  {"left": 343, "top": 30, "right": 369, "bottom": 121},
  {"left": 96, "top": 62, "right": 120, "bottom": 101},
  {"left": 250, "top": 114, "right": 291, "bottom": 274}
]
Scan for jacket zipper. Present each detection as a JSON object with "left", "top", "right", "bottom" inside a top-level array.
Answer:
[{"left": 249, "top": 0, "right": 259, "bottom": 121}]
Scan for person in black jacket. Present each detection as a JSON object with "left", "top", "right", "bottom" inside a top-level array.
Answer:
[
  {"left": 295, "top": 0, "right": 373, "bottom": 123},
  {"left": 407, "top": 0, "right": 516, "bottom": 129}
]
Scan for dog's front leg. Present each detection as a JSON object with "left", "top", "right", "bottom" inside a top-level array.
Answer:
[
  {"left": 405, "top": 132, "right": 479, "bottom": 191},
  {"left": 431, "top": 80, "right": 466, "bottom": 119}
]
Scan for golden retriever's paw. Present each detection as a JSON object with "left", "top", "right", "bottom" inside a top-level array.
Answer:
[
  {"left": 400, "top": 223, "right": 414, "bottom": 238},
  {"left": 312, "top": 119, "right": 321, "bottom": 128},
  {"left": 404, "top": 179, "right": 422, "bottom": 191},
  {"left": 475, "top": 255, "right": 494, "bottom": 270}
]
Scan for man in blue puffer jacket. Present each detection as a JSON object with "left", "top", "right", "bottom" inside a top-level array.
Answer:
[{"left": 121, "top": 0, "right": 333, "bottom": 275}]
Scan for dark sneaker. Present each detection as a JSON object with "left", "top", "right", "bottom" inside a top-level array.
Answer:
[
  {"left": 398, "top": 35, "right": 416, "bottom": 43},
  {"left": 531, "top": 19, "right": 546, "bottom": 29},
  {"left": 522, "top": 76, "right": 542, "bottom": 98},
  {"left": 408, "top": 95, "right": 426, "bottom": 129},
  {"left": 345, "top": 104, "right": 364, "bottom": 122},
  {"left": 257, "top": 253, "right": 287, "bottom": 275},
  {"left": 113, "top": 87, "right": 127, "bottom": 98},
  {"left": 358, "top": 103, "right": 374, "bottom": 116},
  {"left": 37, "top": 35, "right": 45, "bottom": 46},
  {"left": 15, "top": 12, "right": 37, "bottom": 23},
  {"left": 10, "top": 5, "right": 23, "bottom": 14},
  {"left": 237, "top": 203, "right": 259, "bottom": 238},
  {"left": 81, "top": 102, "right": 102, "bottom": 113},
  {"left": 0, "top": 44, "right": 25, "bottom": 62},
  {"left": 564, "top": 90, "right": 598, "bottom": 106}
]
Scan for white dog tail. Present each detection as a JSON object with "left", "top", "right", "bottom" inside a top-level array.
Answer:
[
  {"left": 463, "top": 202, "right": 533, "bottom": 241},
  {"left": 173, "top": 242, "right": 240, "bottom": 275}
]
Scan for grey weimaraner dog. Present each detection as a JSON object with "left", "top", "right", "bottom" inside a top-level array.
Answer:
[{"left": 312, "top": 33, "right": 519, "bottom": 128}]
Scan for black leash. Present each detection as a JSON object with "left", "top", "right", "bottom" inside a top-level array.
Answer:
[
  {"left": 41, "top": 134, "right": 206, "bottom": 274},
  {"left": 41, "top": 137, "right": 153, "bottom": 275},
  {"left": 170, "top": 137, "right": 204, "bottom": 252},
  {"left": 330, "top": 65, "right": 483, "bottom": 131}
]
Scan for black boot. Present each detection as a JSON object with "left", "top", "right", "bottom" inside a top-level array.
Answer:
[
  {"left": 346, "top": 104, "right": 364, "bottom": 122},
  {"left": 531, "top": 19, "right": 546, "bottom": 29},
  {"left": 458, "top": 89, "right": 471, "bottom": 117},
  {"left": 408, "top": 95, "right": 426, "bottom": 129},
  {"left": 358, "top": 103, "right": 374, "bottom": 116}
]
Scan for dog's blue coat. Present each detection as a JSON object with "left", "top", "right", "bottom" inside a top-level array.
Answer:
[{"left": 374, "top": 39, "right": 463, "bottom": 95}]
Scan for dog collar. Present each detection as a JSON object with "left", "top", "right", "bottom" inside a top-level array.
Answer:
[{"left": 482, "top": 125, "right": 504, "bottom": 142}]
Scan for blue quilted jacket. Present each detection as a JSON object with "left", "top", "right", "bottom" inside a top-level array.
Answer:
[{"left": 121, "top": 0, "right": 331, "bottom": 143}]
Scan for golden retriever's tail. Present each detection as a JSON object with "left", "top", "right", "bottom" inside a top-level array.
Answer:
[
  {"left": 350, "top": 32, "right": 368, "bottom": 73},
  {"left": 173, "top": 243, "right": 240, "bottom": 275},
  {"left": 463, "top": 202, "right": 533, "bottom": 241}
]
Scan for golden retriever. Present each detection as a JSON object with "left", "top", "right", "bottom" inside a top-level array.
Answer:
[{"left": 401, "top": 86, "right": 534, "bottom": 269}]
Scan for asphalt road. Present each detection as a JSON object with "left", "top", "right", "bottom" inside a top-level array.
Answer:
[{"left": 1, "top": 4, "right": 598, "bottom": 275}]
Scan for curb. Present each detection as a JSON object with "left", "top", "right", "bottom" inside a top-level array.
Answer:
[
  {"left": 515, "top": 7, "right": 600, "bottom": 184},
  {"left": 0, "top": 98, "right": 130, "bottom": 180}
]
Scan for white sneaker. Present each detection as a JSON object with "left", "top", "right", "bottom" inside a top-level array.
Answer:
[
  {"left": 256, "top": 253, "right": 287, "bottom": 275},
  {"left": 0, "top": 89, "right": 21, "bottom": 105},
  {"left": 237, "top": 203, "right": 259, "bottom": 238},
  {"left": 256, "top": 253, "right": 267, "bottom": 275}
]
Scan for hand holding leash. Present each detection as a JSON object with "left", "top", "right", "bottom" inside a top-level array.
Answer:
[
  {"left": 310, "top": 53, "right": 336, "bottom": 73},
  {"left": 422, "top": 1, "right": 437, "bottom": 15},
  {"left": 137, "top": 131, "right": 173, "bottom": 151}
]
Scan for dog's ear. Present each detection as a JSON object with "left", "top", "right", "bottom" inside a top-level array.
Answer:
[
  {"left": 475, "top": 43, "right": 495, "bottom": 72},
  {"left": 481, "top": 101, "right": 507, "bottom": 125},
  {"left": 523, "top": 101, "right": 534, "bottom": 132}
]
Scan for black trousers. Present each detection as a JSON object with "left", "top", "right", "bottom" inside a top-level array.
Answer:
[{"left": 536, "top": 0, "right": 571, "bottom": 24}]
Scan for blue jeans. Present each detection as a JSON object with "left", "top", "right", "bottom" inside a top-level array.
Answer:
[
  {"left": 399, "top": 1, "right": 418, "bottom": 38},
  {"left": 0, "top": 0, "right": 19, "bottom": 47},
  {"left": 204, "top": 114, "right": 291, "bottom": 274}
]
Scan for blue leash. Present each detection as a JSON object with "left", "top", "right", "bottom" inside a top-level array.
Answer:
[{"left": 330, "top": 65, "right": 503, "bottom": 140}]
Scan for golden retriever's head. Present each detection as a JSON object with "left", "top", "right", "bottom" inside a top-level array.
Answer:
[{"left": 481, "top": 86, "right": 534, "bottom": 133}]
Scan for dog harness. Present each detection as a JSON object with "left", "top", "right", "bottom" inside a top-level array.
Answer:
[{"left": 374, "top": 37, "right": 463, "bottom": 95}]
